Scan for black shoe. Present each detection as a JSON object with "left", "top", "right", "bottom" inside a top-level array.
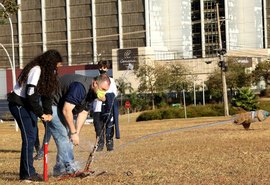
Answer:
[
  {"left": 34, "top": 151, "right": 43, "bottom": 160},
  {"left": 106, "top": 140, "right": 114, "bottom": 151},
  {"left": 21, "top": 173, "right": 43, "bottom": 182},
  {"left": 96, "top": 144, "right": 104, "bottom": 152}
]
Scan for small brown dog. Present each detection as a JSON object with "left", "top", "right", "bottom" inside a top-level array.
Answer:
[{"left": 234, "top": 110, "right": 270, "bottom": 130}]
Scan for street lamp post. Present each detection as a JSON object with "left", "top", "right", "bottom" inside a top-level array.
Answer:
[
  {"left": 0, "top": 3, "right": 16, "bottom": 89},
  {"left": 216, "top": 3, "right": 229, "bottom": 116},
  {"left": 0, "top": 43, "right": 12, "bottom": 69},
  {"left": 0, "top": 3, "right": 18, "bottom": 132}
]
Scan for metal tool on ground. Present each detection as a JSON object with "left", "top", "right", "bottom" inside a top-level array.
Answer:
[
  {"left": 58, "top": 134, "right": 105, "bottom": 180},
  {"left": 84, "top": 136, "right": 99, "bottom": 171},
  {"left": 57, "top": 138, "right": 103, "bottom": 181}
]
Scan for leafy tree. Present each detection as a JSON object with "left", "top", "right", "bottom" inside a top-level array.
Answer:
[
  {"left": 134, "top": 63, "right": 156, "bottom": 109},
  {"left": 128, "top": 92, "right": 149, "bottom": 112},
  {"left": 231, "top": 87, "right": 258, "bottom": 111},
  {"left": 205, "top": 69, "right": 223, "bottom": 102},
  {"left": 0, "top": 0, "right": 18, "bottom": 22},
  {"left": 168, "top": 63, "right": 190, "bottom": 91},
  {"left": 252, "top": 59, "right": 270, "bottom": 89},
  {"left": 134, "top": 62, "right": 191, "bottom": 109},
  {"left": 154, "top": 64, "right": 171, "bottom": 93},
  {"left": 226, "top": 58, "right": 252, "bottom": 91},
  {"left": 205, "top": 58, "right": 252, "bottom": 102},
  {"left": 167, "top": 63, "right": 191, "bottom": 104}
]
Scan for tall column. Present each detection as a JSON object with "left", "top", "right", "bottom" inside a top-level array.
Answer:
[
  {"left": 224, "top": 0, "right": 230, "bottom": 51},
  {"left": 200, "top": 0, "right": 205, "bottom": 58},
  {"left": 145, "top": 0, "right": 150, "bottom": 47},
  {"left": 66, "top": 0, "right": 72, "bottom": 65},
  {"left": 17, "top": 0, "right": 23, "bottom": 68},
  {"left": 92, "top": 0, "right": 97, "bottom": 64},
  {"left": 41, "top": 0, "right": 47, "bottom": 52},
  {"left": 118, "top": 0, "right": 123, "bottom": 48},
  {"left": 263, "top": 0, "right": 268, "bottom": 48}
]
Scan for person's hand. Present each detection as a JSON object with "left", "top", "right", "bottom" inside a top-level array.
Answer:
[
  {"left": 70, "top": 133, "right": 79, "bottom": 146},
  {"left": 96, "top": 89, "right": 106, "bottom": 101},
  {"left": 41, "top": 114, "right": 53, "bottom": 122},
  {"left": 99, "top": 96, "right": 106, "bottom": 102}
]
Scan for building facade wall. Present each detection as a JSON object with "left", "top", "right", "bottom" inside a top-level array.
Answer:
[
  {"left": 96, "top": 0, "right": 118, "bottom": 61},
  {"left": 0, "top": 0, "right": 147, "bottom": 69},
  {"left": 0, "top": 0, "right": 269, "bottom": 93},
  {"left": 0, "top": 0, "right": 268, "bottom": 68},
  {"left": 226, "top": 0, "right": 264, "bottom": 50},
  {"left": 122, "top": 0, "right": 145, "bottom": 48},
  {"left": 20, "top": 0, "right": 43, "bottom": 62},
  {"left": 70, "top": 0, "right": 93, "bottom": 64},
  {"left": 191, "top": 0, "right": 225, "bottom": 58},
  {"left": 147, "top": 0, "right": 192, "bottom": 59}
]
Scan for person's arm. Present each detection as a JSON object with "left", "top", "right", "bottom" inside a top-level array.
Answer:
[
  {"left": 26, "top": 66, "right": 51, "bottom": 121},
  {"left": 63, "top": 82, "right": 87, "bottom": 145},
  {"left": 62, "top": 101, "right": 80, "bottom": 145},
  {"left": 41, "top": 96, "right": 53, "bottom": 115},
  {"left": 76, "top": 110, "right": 89, "bottom": 134},
  {"left": 26, "top": 84, "right": 43, "bottom": 117},
  {"left": 41, "top": 95, "right": 53, "bottom": 121}
]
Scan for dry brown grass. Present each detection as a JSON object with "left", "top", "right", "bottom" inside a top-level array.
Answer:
[{"left": 1, "top": 113, "right": 270, "bottom": 184}]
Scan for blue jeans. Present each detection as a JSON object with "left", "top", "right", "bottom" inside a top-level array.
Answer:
[
  {"left": 48, "top": 106, "right": 78, "bottom": 176},
  {"left": 8, "top": 103, "right": 38, "bottom": 180}
]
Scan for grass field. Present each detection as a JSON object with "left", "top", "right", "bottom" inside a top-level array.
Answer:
[{"left": 1, "top": 113, "right": 270, "bottom": 184}]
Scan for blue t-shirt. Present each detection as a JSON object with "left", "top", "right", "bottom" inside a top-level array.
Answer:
[{"left": 65, "top": 82, "right": 86, "bottom": 105}]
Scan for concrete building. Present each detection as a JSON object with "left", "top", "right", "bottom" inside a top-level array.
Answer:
[{"left": 0, "top": 0, "right": 269, "bottom": 97}]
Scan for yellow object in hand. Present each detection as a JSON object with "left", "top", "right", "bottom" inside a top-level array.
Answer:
[{"left": 96, "top": 89, "right": 106, "bottom": 100}]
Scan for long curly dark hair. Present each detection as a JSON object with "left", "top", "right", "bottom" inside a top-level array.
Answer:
[{"left": 18, "top": 49, "right": 63, "bottom": 95}]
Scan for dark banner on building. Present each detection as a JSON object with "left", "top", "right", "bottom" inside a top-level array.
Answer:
[{"left": 117, "top": 48, "right": 138, "bottom": 70}]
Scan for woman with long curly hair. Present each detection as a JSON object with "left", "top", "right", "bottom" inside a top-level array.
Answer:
[{"left": 7, "top": 49, "right": 62, "bottom": 182}]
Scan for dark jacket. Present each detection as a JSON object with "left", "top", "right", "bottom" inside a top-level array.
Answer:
[
  {"left": 7, "top": 90, "right": 52, "bottom": 118},
  {"left": 102, "top": 92, "right": 120, "bottom": 139}
]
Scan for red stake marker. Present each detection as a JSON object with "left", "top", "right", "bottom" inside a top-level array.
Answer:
[{"left": 43, "top": 142, "right": 48, "bottom": 181}]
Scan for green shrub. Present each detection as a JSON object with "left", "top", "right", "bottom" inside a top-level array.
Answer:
[
  {"left": 136, "top": 110, "right": 162, "bottom": 121},
  {"left": 231, "top": 87, "right": 258, "bottom": 111},
  {"left": 136, "top": 103, "right": 243, "bottom": 122},
  {"left": 160, "top": 108, "right": 177, "bottom": 119}
]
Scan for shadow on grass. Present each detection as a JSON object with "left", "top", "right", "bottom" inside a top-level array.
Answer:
[{"left": 0, "top": 149, "right": 20, "bottom": 153}]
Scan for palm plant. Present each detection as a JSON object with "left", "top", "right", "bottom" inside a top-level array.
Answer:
[{"left": 115, "top": 77, "right": 133, "bottom": 107}]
